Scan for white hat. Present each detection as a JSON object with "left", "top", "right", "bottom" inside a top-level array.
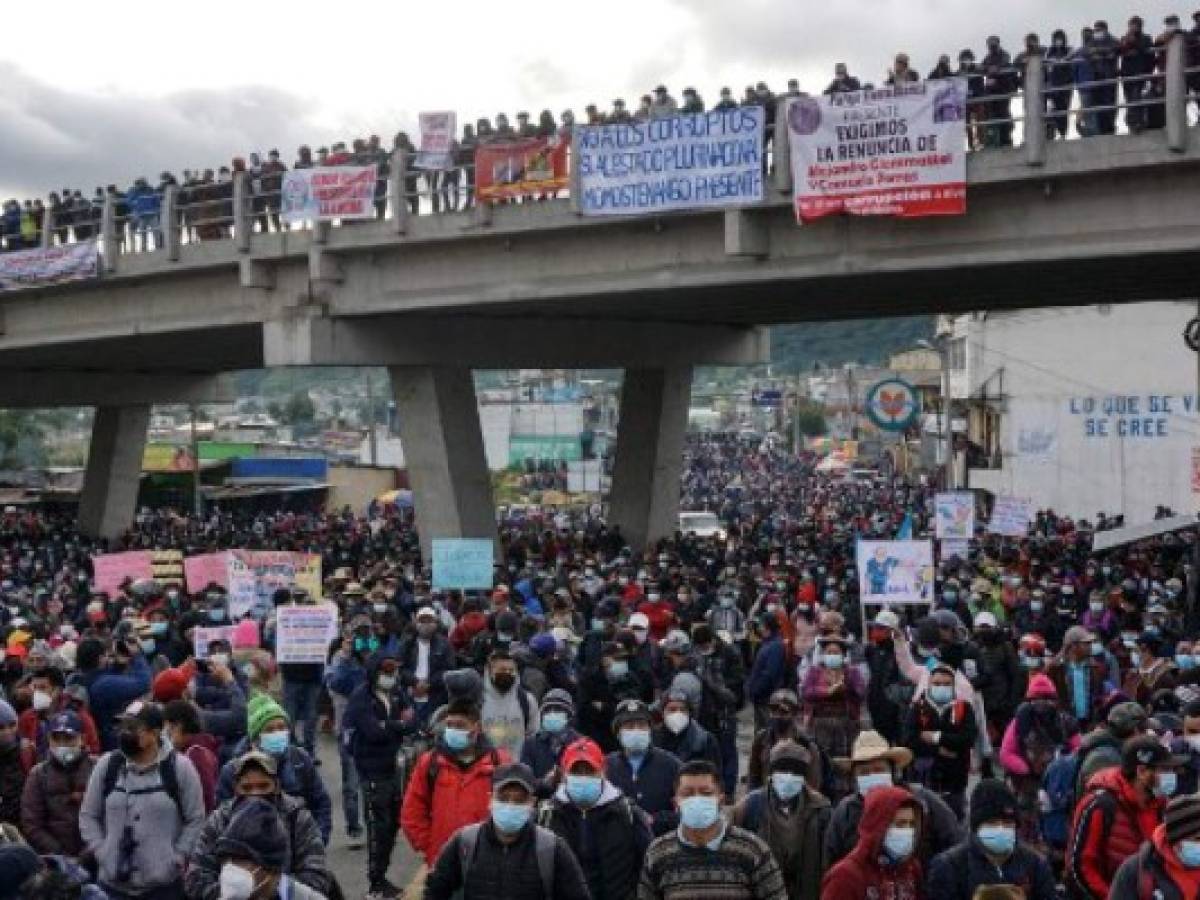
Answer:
[
  {"left": 974, "top": 611, "right": 998, "bottom": 629},
  {"left": 415, "top": 606, "right": 437, "bottom": 620},
  {"left": 872, "top": 609, "right": 900, "bottom": 630},
  {"left": 628, "top": 612, "right": 650, "bottom": 630}
]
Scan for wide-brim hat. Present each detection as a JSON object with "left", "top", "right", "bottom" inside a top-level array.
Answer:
[{"left": 834, "top": 729, "right": 913, "bottom": 773}]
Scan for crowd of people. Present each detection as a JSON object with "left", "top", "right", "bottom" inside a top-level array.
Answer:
[
  {"left": 5, "top": 10, "right": 1200, "bottom": 256},
  {"left": 0, "top": 434, "right": 1185, "bottom": 898}
]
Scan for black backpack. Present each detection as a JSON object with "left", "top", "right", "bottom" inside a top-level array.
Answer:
[{"left": 99, "top": 751, "right": 183, "bottom": 827}]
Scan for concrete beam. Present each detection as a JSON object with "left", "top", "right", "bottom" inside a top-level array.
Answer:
[
  {"left": 78, "top": 405, "right": 150, "bottom": 543},
  {"left": 264, "top": 314, "right": 768, "bottom": 369},
  {"left": 0, "top": 372, "right": 233, "bottom": 408},
  {"left": 388, "top": 367, "right": 496, "bottom": 559},
  {"left": 608, "top": 367, "right": 692, "bottom": 551}
]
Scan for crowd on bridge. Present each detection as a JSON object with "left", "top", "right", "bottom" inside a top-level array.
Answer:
[
  {"left": 6, "top": 8, "right": 1200, "bottom": 256},
  {"left": 0, "top": 433, "right": 1186, "bottom": 898}
]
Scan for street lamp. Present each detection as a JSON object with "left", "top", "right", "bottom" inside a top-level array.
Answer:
[{"left": 917, "top": 338, "right": 954, "bottom": 490}]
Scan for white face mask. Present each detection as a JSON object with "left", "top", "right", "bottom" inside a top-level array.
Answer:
[
  {"left": 664, "top": 711, "right": 690, "bottom": 734},
  {"left": 218, "top": 863, "right": 256, "bottom": 900}
]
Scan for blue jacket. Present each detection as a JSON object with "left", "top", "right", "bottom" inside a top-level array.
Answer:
[
  {"left": 324, "top": 651, "right": 368, "bottom": 699},
  {"left": 747, "top": 635, "right": 787, "bottom": 704},
  {"left": 604, "top": 747, "right": 681, "bottom": 835},
  {"left": 341, "top": 652, "right": 415, "bottom": 782},
  {"left": 519, "top": 726, "right": 581, "bottom": 779},
  {"left": 80, "top": 655, "right": 152, "bottom": 750},
  {"left": 216, "top": 738, "right": 332, "bottom": 844}
]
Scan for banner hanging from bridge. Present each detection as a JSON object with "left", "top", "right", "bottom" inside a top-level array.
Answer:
[
  {"left": 575, "top": 108, "right": 764, "bottom": 216},
  {"left": 0, "top": 240, "right": 99, "bottom": 292},
  {"left": 415, "top": 111, "right": 457, "bottom": 170},
  {"left": 475, "top": 136, "right": 569, "bottom": 202},
  {"left": 280, "top": 165, "right": 377, "bottom": 223},
  {"left": 787, "top": 78, "right": 967, "bottom": 221}
]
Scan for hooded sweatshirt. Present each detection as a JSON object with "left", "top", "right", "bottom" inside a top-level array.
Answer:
[
  {"left": 821, "top": 786, "right": 923, "bottom": 900},
  {"left": 480, "top": 670, "right": 537, "bottom": 759}
]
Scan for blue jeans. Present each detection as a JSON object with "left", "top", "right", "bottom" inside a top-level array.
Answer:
[
  {"left": 282, "top": 679, "right": 321, "bottom": 755},
  {"left": 332, "top": 694, "right": 361, "bottom": 833}
]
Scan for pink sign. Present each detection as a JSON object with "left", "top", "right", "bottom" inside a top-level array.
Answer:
[
  {"left": 91, "top": 551, "right": 154, "bottom": 597},
  {"left": 185, "top": 552, "right": 231, "bottom": 592}
]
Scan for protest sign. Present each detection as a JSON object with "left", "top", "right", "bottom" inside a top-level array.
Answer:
[
  {"left": 275, "top": 603, "right": 339, "bottom": 664},
  {"left": 855, "top": 540, "right": 935, "bottom": 604},
  {"left": 934, "top": 492, "right": 975, "bottom": 540},
  {"left": 475, "top": 137, "right": 569, "bottom": 202},
  {"left": 0, "top": 241, "right": 99, "bottom": 292},
  {"left": 575, "top": 108, "right": 764, "bottom": 216},
  {"left": 415, "top": 111, "right": 457, "bottom": 170},
  {"left": 227, "top": 551, "right": 322, "bottom": 619},
  {"left": 940, "top": 539, "right": 970, "bottom": 561},
  {"left": 989, "top": 496, "right": 1033, "bottom": 537},
  {"left": 788, "top": 79, "right": 967, "bottom": 221},
  {"left": 193, "top": 625, "right": 236, "bottom": 659},
  {"left": 280, "top": 166, "right": 377, "bottom": 223},
  {"left": 185, "top": 552, "right": 231, "bottom": 593},
  {"left": 431, "top": 538, "right": 494, "bottom": 590},
  {"left": 151, "top": 550, "right": 184, "bottom": 585},
  {"left": 91, "top": 551, "right": 154, "bottom": 596}
]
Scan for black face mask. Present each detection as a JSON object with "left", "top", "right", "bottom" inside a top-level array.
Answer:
[
  {"left": 492, "top": 674, "right": 516, "bottom": 693},
  {"left": 118, "top": 730, "right": 143, "bottom": 757}
]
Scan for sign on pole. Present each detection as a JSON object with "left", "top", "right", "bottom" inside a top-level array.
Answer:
[
  {"left": 855, "top": 540, "right": 935, "bottom": 604},
  {"left": 864, "top": 378, "right": 920, "bottom": 432},
  {"left": 432, "top": 538, "right": 495, "bottom": 590},
  {"left": 787, "top": 79, "right": 967, "bottom": 221},
  {"left": 934, "top": 492, "right": 975, "bottom": 540},
  {"left": 415, "top": 112, "right": 457, "bottom": 170},
  {"left": 989, "top": 496, "right": 1033, "bottom": 537},
  {"left": 275, "top": 603, "right": 340, "bottom": 664},
  {"left": 227, "top": 551, "right": 323, "bottom": 619}
]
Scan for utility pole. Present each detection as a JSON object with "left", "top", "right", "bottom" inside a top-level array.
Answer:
[
  {"left": 941, "top": 340, "right": 954, "bottom": 490},
  {"left": 189, "top": 405, "right": 202, "bottom": 517},
  {"left": 366, "top": 371, "right": 378, "bottom": 465}
]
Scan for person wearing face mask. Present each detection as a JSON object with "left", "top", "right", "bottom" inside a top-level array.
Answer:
[
  {"left": 395, "top": 607, "right": 454, "bottom": 728},
  {"left": 1111, "top": 793, "right": 1200, "bottom": 897},
  {"left": 971, "top": 612, "right": 1022, "bottom": 745},
  {"left": 19, "top": 711, "right": 95, "bottom": 857},
  {"left": 1169, "top": 700, "right": 1200, "bottom": 795},
  {"left": 480, "top": 649, "right": 538, "bottom": 760},
  {"left": 16, "top": 665, "right": 100, "bottom": 772},
  {"left": 543, "top": 737, "right": 651, "bottom": 900},
  {"left": 187, "top": 640, "right": 248, "bottom": 763},
  {"left": 731, "top": 741, "right": 830, "bottom": 900},
  {"left": 579, "top": 641, "right": 650, "bottom": 753},
  {"left": 1124, "top": 632, "right": 1180, "bottom": 706},
  {"left": 604, "top": 700, "right": 682, "bottom": 836},
  {"left": 639, "top": 759, "right": 785, "bottom": 900},
  {"left": 652, "top": 687, "right": 720, "bottom": 770},
  {"left": 926, "top": 779, "right": 1056, "bottom": 900},
  {"left": 745, "top": 689, "right": 832, "bottom": 798},
  {"left": 903, "top": 664, "right": 978, "bottom": 819},
  {"left": 79, "top": 700, "right": 206, "bottom": 900},
  {"left": 1067, "top": 734, "right": 1187, "bottom": 899},
  {"left": 1046, "top": 626, "right": 1110, "bottom": 730},
  {"left": 747, "top": 613, "right": 788, "bottom": 730},
  {"left": 161, "top": 699, "right": 220, "bottom": 814},
  {"left": 400, "top": 698, "right": 510, "bottom": 872},
  {"left": 1043, "top": 29, "right": 1075, "bottom": 139},
  {"left": 323, "top": 617, "right": 372, "bottom": 845},
  {"left": 184, "top": 753, "right": 329, "bottom": 900},
  {"left": 424, "top": 762, "right": 589, "bottom": 900},
  {"left": 822, "top": 785, "right": 923, "bottom": 900},
  {"left": 76, "top": 636, "right": 151, "bottom": 752},
  {"left": 519, "top": 689, "right": 580, "bottom": 784},
  {"left": 801, "top": 634, "right": 863, "bottom": 795},
  {"left": 216, "top": 693, "right": 332, "bottom": 846}
]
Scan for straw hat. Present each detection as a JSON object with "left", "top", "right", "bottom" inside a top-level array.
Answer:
[{"left": 834, "top": 729, "right": 914, "bottom": 773}]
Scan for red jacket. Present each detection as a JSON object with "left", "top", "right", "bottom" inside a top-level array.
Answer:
[
  {"left": 821, "top": 786, "right": 924, "bottom": 900},
  {"left": 17, "top": 701, "right": 100, "bottom": 773},
  {"left": 1067, "top": 766, "right": 1165, "bottom": 900},
  {"left": 636, "top": 599, "right": 676, "bottom": 642},
  {"left": 400, "top": 741, "right": 510, "bottom": 865}
]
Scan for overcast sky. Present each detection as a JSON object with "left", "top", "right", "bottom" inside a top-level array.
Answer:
[{"left": 0, "top": 0, "right": 1186, "bottom": 198}]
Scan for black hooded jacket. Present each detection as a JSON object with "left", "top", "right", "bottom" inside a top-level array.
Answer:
[{"left": 343, "top": 651, "right": 415, "bottom": 780}]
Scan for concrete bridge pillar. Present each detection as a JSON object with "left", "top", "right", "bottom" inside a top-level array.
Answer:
[
  {"left": 388, "top": 366, "right": 496, "bottom": 560},
  {"left": 608, "top": 366, "right": 693, "bottom": 552},
  {"left": 78, "top": 405, "right": 150, "bottom": 543}
]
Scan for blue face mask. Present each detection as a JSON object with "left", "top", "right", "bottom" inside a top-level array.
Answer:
[
  {"left": 1179, "top": 840, "right": 1200, "bottom": 868},
  {"left": 620, "top": 728, "right": 650, "bottom": 755},
  {"left": 443, "top": 727, "right": 472, "bottom": 752},
  {"left": 857, "top": 772, "right": 892, "bottom": 795},
  {"left": 207, "top": 608, "right": 226, "bottom": 623},
  {"left": 977, "top": 824, "right": 1016, "bottom": 857},
  {"left": 1157, "top": 772, "right": 1178, "bottom": 799},
  {"left": 883, "top": 826, "right": 915, "bottom": 862},
  {"left": 1020, "top": 654, "right": 1040, "bottom": 670},
  {"left": 566, "top": 775, "right": 602, "bottom": 806},
  {"left": 770, "top": 772, "right": 805, "bottom": 801},
  {"left": 679, "top": 795, "right": 720, "bottom": 830},
  {"left": 823, "top": 654, "right": 844, "bottom": 669},
  {"left": 139, "top": 638, "right": 157, "bottom": 655},
  {"left": 149, "top": 622, "right": 168, "bottom": 636},
  {"left": 929, "top": 685, "right": 955, "bottom": 705},
  {"left": 607, "top": 660, "right": 629, "bottom": 680},
  {"left": 1178, "top": 654, "right": 1196, "bottom": 671},
  {"left": 491, "top": 801, "right": 532, "bottom": 833},
  {"left": 259, "top": 731, "right": 289, "bottom": 756},
  {"left": 541, "top": 711, "right": 568, "bottom": 734}
]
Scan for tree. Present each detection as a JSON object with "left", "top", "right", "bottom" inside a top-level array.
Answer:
[
  {"left": 792, "top": 402, "right": 828, "bottom": 438},
  {"left": 283, "top": 391, "right": 316, "bottom": 425}
]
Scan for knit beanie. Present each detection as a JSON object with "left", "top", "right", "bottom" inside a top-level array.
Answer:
[
  {"left": 1026, "top": 673, "right": 1057, "bottom": 700},
  {"left": 969, "top": 778, "right": 1018, "bottom": 831},
  {"left": 540, "top": 688, "right": 575, "bottom": 717},
  {"left": 1166, "top": 795, "right": 1200, "bottom": 844},
  {"left": 246, "top": 693, "right": 289, "bottom": 742},
  {"left": 0, "top": 844, "right": 41, "bottom": 899},
  {"left": 214, "top": 797, "right": 289, "bottom": 870}
]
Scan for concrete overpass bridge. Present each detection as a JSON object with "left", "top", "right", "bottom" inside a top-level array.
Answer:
[{"left": 8, "top": 40, "right": 1200, "bottom": 551}]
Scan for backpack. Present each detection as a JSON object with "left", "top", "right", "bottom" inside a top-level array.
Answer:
[
  {"left": 1041, "top": 752, "right": 1079, "bottom": 849},
  {"left": 99, "top": 751, "right": 183, "bottom": 827},
  {"left": 457, "top": 822, "right": 556, "bottom": 897}
]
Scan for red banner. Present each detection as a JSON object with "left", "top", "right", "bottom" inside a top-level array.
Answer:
[{"left": 475, "top": 137, "right": 569, "bottom": 202}]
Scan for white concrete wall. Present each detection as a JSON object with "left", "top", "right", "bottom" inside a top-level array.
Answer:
[{"left": 967, "top": 302, "right": 1200, "bottom": 523}]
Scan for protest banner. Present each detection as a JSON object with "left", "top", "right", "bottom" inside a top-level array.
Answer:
[
  {"left": 91, "top": 551, "right": 154, "bottom": 597},
  {"left": 193, "top": 625, "right": 236, "bottom": 659},
  {"left": 0, "top": 240, "right": 99, "bottom": 292},
  {"left": 989, "top": 496, "right": 1033, "bottom": 537},
  {"left": 575, "top": 108, "right": 764, "bottom": 216},
  {"left": 787, "top": 79, "right": 967, "bottom": 221},
  {"left": 280, "top": 166, "right": 377, "bottom": 223},
  {"left": 276, "top": 603, "right": 339, "bottom": 664},
  {"left": 934, "top": 492, "right": 975, "bottom": 540},
  {"left": 475, "top": 137, "right": 569, "bottom": 202},
  {"left": 185, "top": 552, "right": 231, "bottom": 592},
  {"left": 415, "top": 111, "right": 457, "bottom": 170},
  {"left": 431, "top": 538, "right": 494, "bottom": 590},
  {"left": 855, "top": 540, "right": 935, "bottom": 604},
  {"left": 227, "top": 551, "right": 323, "bottom": 619}
]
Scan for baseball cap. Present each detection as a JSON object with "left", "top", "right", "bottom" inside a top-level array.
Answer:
[
  {"left": 233, "top": 749, "right": 279, "bottom": 778},
  {"left": 974, "top": 611, "right": 998, "bottom": 629},
  {"left": 117, "top": 700, "right": 163, "bottom": 731},
  {"left": 612, "top": 699, "right": 652, "bottom": 732},
  {"left": 492, "top": 762, "right": 536, "bottom": 793},
  {"left": 660, "top": 630, "right": 692, "bottom": 653},
  {"left": 48, "top": 711, "right": 82, "bottom": 736},
  {"left": 1123, "top": 734, "right": 1189, "bottom": 769},
  {"left": 872, "top": 609, "right": 900, "bottom": 630},
  {"left": 561, "top": 737, "right": 605, "bottom": 774},
  {"left": 628, "top": 613, "right": 650, "bottom": 631},
  {"left": 1063, "top": 625, "right": 1096, "bottom": 648},
  {"left": 416, "top": 606, "right": 437, "bottom": 621}
]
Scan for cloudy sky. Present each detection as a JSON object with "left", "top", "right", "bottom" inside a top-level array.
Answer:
[{"left": 0, "top": 0, "right": 1185, "bottom": 197}]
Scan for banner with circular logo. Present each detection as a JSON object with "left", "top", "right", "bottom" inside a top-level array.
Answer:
[{"left": 865, "top": 378, "right": 920, "bottom": 431}]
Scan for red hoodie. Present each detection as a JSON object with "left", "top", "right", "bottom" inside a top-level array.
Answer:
[
  {"left": 821, "top": 786, "right": 924, "bottom": 900},
  {"left": 1068, "top": 766, "right": 1165, "bottom": 899}
]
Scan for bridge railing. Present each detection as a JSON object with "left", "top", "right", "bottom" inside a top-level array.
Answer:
[{"left": 31, "top": 33, "right": 1199, "bottom": 271}]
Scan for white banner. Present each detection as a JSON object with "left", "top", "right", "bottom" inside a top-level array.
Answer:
[
  {"left": 788, "top": 79, "right": 967, "bottom": 221},
  {"left": 415, "top": 111, "right": 457, "bottom": 170},
  {"left": 856, "top": 539, "right": 935, "bottom": 604},
  {"left": 989, "top": 496, "right": 1033, "bottom": 537},
  {"left": 0, "top": 240, "right": 99, "bottom": 292},
  {"left": 280, "top": 165, "right": 377, "bottom": 223},
  {"left": 275, "top": 603, "right": 339, "bottom": 664},
  {"left": 934, "top": 491, "right": 975, "bottom": 540},
  {"left": 576, "top": 108, "right": 764, "bottom": 216}
]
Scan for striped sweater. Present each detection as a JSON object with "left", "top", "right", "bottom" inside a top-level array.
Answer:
[{"left": 637, "top": 824, "right": 788, "bottom": 900}]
